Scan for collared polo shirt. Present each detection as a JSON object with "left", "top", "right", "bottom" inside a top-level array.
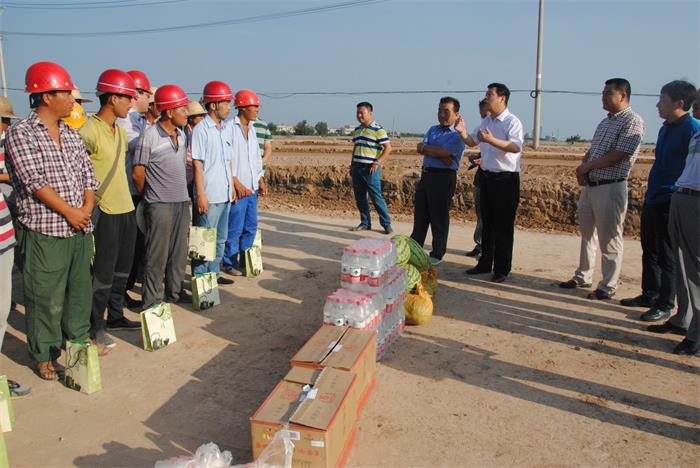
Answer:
[
  {"left": 471, "top": 109, "right": 524, "bottom": 172},
  {"left": 5, "top": 111, "right": 99, "bottom": 238},
  {"left": 351, "top": 121, "right": 390, "bottom": 164},
  {"left": 117, "top": 109, "right": 148, "bottom": 196},
  {"left": 645, "top": 113, "right": 700, "bottom": 204},
  {"left": 231, "top": 116, "right": 263, "bottom": 191},
  {"left": 79, "top": 115, "right": 134, "bottom": 214},
  {"left": 0, "top": 150, "right": 15, "bottom": 255},
  {"left": 191, "top": 114, "right": 234, "bottom": 204},
  {"left": 676, "top": 130, "right": 700, "bottom": 191},
  {"left": 422, "top": 124, "right": 466, "bottom": 171},
  {"left": 133, "top": 123, "right": 189, "bottom": 204},
  {"left": 587, "top": 106, "right": 645, "bottom": 182},
  {"left": 253, "top": 119, "right": 272, "bottom": 155}
]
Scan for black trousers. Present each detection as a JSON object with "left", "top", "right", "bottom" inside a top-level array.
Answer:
[
  {"left": 91, "top": 210, "right": 137, "bottom": 337},
  {"left": 410, "top": 169, "right": 457, "bottom": 260},
  {"left": 126, "top": 195, "right": 145, "bottom": 291},
  {"left": 640, "top": 201, "right": 676, "bottom": 309},
  {"left": 477, "top": 171, "right": 520, "bottom": 276}
]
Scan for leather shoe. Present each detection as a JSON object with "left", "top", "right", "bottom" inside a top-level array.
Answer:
[
  {"left": 640, "top": 307, "right": 671, "bottom": 322},
  {"left": 673, "top": 338, "right": 699, "bottom": 355},
  {"left": 217, "top": 276, "right": 235, "bottom": 285},
  {"left": 466, "top": 266, "right": 491, "bottom": 275},
  {"left": 619, "top": 294, "right": 654, "bottom": 308},
  {"left": 647, "top": 321, "right": 687, "bottom": 336},
  {"left": 558, "top": 279, "right": 592, "bottom": 289},
  {"left": 465, "top": 246, "right": 481, "bottom": 258},
  {"left": 491, "top": 274, "right": 507, "bottom": 283},
  {"left": 587, "top": 289, "right": 614, "bottom": 300}
]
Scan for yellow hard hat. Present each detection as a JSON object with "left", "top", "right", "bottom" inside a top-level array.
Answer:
[
  {"left": 63, "top": 102, "right": 87, "bottom": 129},
  {"left": 186, "top": 100, "right": 206, "bottom": 117},
  {"left": 0, "top": 96, "right": 21, "bottom": 119}
]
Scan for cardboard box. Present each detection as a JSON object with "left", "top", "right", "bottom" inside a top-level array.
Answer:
[
  {"left": 251, "top": 367, "right": 359, "bottom": 468},
  {"left": 291, "top": 325, "right": 376, "bottom": 415}
]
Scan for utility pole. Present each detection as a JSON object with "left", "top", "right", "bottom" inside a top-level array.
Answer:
[
  {"left": 532, "top": 0, "right": 544, "bottom": 149},
  {"left": 0, "top": 6, "right": 6, "bottom": 97}
]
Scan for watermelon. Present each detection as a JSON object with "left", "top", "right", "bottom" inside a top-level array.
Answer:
[
  {"left": 393, "top": 236, "right": 411, "bottom": 265},
  {"left": 420, "top": 267, "right": 438, "bottom": 297},
  {"left": 405, "top": 264, "right": 421, "bottom": 292},
  {"left": 404, "top": 284, "right": 433, "bottom": 325},
  {"left": 407, "top": 240, "right": 431, "bottom": 270}
]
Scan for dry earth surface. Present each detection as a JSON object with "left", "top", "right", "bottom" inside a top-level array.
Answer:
[{"left": 3, "top": 209, "right": 699, "bottom": 467}]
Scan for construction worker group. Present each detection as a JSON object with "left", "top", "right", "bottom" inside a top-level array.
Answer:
[{"left": 0, "top": 61, "right": 269, "bottom": 383}]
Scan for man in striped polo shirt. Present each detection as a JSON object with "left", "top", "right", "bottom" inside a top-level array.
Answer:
[
  {"left": 253, "top": 119, "right": 272, "bottom": 167},
  {"left": 350, "top": 102, "right": 393, "bottom": 234}
]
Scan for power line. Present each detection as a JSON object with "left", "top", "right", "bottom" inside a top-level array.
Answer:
[
  {"left": 0, "top": 0, "right": 387, "bottom": 36},
  {"left": 1, "top": 87, "right": 660, "bottom": 98},
  {"left": 3, "top": 0, "right": 190, "bottom": 10}
]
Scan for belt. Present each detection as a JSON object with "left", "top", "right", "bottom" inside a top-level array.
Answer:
[
  {"left": 422, "top": 167, "right": 455, "bottom": 174},
  {"left": 678, "top": 187, "right": 700, "bottom": 197},
  {"left": 588, "top": 178, "right": 626, "bottom": 187}
]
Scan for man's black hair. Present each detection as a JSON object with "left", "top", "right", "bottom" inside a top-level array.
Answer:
[
  {"left": 487, "top": 83, "right": 511, "bottom": 105},
  {"left": 439, "top": 96, "right": 460, "bottom": 112},
  {"left": 356, "top": 101, "right": 373, "bottom": 112},
  {"left": 605, "top": 78, "right": 632, "bottom": 101},
  {"left": 660, "top": 80, "right": 697, "bottom": 111}
]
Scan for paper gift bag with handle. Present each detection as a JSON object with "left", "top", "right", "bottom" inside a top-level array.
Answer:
[
  {"left": 0, "top": 430, "right": 9, "bottom": 468},
  {"left": 140, "top": 303, "right": 177, "bottom": 352},
  {"left": 188, "top": 226, "right": 216, "bottom": 262},
  {"left": 192, "top": 272, "right": 221, "bottom": 311},
  {"left": 0, "top": 377, "right": 14, "bottom": 432},
  {"left": 64, "top": 340, "right": 102, "bottom": 394},
  {"left": 245, "top": 229, "right": 263, "bottom": 277}
]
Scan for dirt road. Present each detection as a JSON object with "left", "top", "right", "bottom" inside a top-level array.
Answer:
[{"left": 3, "top": 211, "right": 698, "bottom": 467}]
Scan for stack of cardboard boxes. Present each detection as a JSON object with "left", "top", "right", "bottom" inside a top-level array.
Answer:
[{"left": 250, "top": 326, "right": 376, "bottom": 468}]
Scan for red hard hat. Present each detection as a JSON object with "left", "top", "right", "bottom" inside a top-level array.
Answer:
[
  {"left": 25, "top": 61, "right": 75, "bottom": 94},
  {"left": 127, "top": 70, "right": 151, "bottom": 92},
  {"left": 154, "top": 84, "right": 191, "bottom": 111},
  {"left": 234, "top": 89, "right": 260, "bottom": 108},
  {"left": 202, "top": 81, "right": 233, "bottom": 104},
  {"left": 96, "top": 69, "right": 137, "bottom": 98}
]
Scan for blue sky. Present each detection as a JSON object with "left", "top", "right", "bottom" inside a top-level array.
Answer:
[{"left": 1, "top": 0, "right": 698, "bottom": 141}]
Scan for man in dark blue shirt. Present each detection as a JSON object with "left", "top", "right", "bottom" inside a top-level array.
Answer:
[
  {"left": 411, "top": 97, "right": 466, "bottom": 265},
  {"left": 620, "top": 81, "right": 700, "bottom": 322}
]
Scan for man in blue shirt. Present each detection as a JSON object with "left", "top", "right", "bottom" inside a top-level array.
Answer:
[
  {"left": 410, "top": 97, "right": 466, "bottom": 265},
  {"left": 620, "top": 80, "right": 700, "bottom": 321}
]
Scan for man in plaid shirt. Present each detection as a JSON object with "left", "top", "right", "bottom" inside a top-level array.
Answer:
[
  {"left": 5, "top": 62, "right": 105, "bottom": 381},
  {"left": 559, "top": 78, "right": 645, "bottom": 300}
]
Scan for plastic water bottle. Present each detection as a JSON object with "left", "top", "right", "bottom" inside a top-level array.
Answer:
[
  {"left": 323, "top": 294, "right": 336, "bottom": 324},
  {"left": 333, "top": 298, "right": 347, "bottom": 326}
]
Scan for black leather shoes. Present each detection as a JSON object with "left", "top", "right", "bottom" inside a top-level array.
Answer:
[
  {"left": 647, "top": 321, "right": 687, "bottom": 335},
  {"left": 640, "top": 307, "right": 672, "bottom": 322},
  {"left": 619, "top": 294, "right": 655, "bottom": 308},
  {"left": 217, "top": 276, "right": 235, "bottom": 285},
  {"left": 491, "top": 274, "right": 507, "bottom": 283},
  {"left": 559, "top": 279, "right": 592, "bottom": 289},
  {"left": 466, "top": 266, "right": 491, "bottom": 275},
  {"left": 673, "top": 339, "right": 699, "bottom": 355},
  {"left": 587, "top": 289, "right": 614, "bottom": 300},
  {"left": 465, "top": 246, "right": 481, "bottom": 258}
]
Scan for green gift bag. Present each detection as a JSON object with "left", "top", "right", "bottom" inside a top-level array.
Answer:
[
  {"left": 0, "top": 377, "right": 14, "bottom": 432},
  {"left": 0, "top": 430, "right": 9, "bottom": 468},
  {"left": 192, "top": 272, "right": 221, "bottom": 311},
  {"left": 188, "top": 226, "right": 217, "bottom": 262},
  {"left": 245, "top": 229, "right": 263, "bottom": 277},
  {"left": 64, "top": 340, "right": 102, "bottom": 395},
  {"left": 140, "top": 303, "right": 177, "bottom": 351}
]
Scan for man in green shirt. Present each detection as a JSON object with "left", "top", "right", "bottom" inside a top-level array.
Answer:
[{"left": 80, "top": 69, "right": 141, "bottom": 350}]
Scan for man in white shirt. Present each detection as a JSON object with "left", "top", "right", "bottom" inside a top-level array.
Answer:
[{"left": 456, "top": 83, "right": 524, "bottom": 283}]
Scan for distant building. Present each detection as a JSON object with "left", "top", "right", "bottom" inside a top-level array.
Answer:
[{"left": 275, "top": 124, "right": 294, "bottom": 134}]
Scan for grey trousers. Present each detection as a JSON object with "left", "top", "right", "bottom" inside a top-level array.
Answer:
[
  {"left": 667, "top": 192, "right": 700, "bottom": 342},
  {"left": 142, "top": 202, "right": 190, "bottom": 309}
]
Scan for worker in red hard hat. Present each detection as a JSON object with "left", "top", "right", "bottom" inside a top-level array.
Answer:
[
  {"left": 79, "top": 69, "right": 141, "bottom": 350},
  {"left": 117, "top": 69, "right": 152, "bottom": 309},
  {"left": 191, "top": 80, "right": 235, "bottom": 284},
  {"left": 4, "top": 61, "right": 103, "bottom": 379},
  {"left": 222, "top": 89, "right": 267, "bottom": 276},
  {"left": 132, "top": 84, "right": 192, "bottom": 309}
]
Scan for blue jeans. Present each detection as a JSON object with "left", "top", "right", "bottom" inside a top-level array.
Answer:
[
  {"left": 192, "top": 201, "right": 230, "bottom": 278},
  {"left": 223, "top": 193, "right": 258, "bottom": 269},
  {"left": 351, "top": 163, "right": 391, "bottom": 228}
]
